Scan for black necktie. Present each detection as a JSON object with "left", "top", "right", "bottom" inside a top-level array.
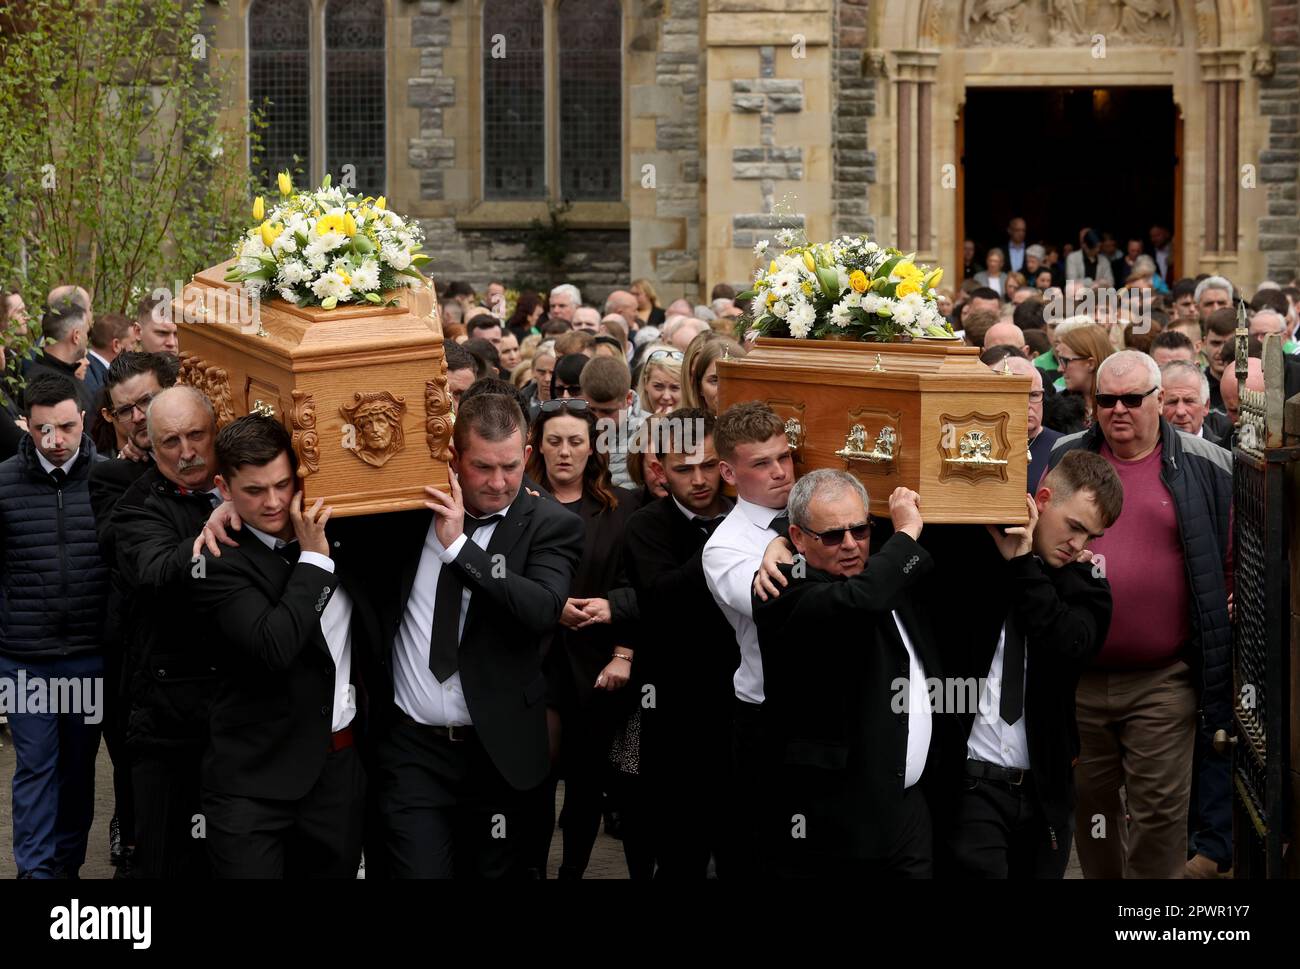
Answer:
[
  {"left": 428, "top": 514, "right": 503, "bottom": 682},
  {"left": 49, "top": 468, "right": 67, "bottom": 488},
  {"left": 274, "top": 541, "right": 300, "bottom": 566},
  {"left": 1000, "top": 613, "right": 1025, "bottom": 726},
  {"left": 768, "top": 513, "right": 790, "bottom": 537},
  {"left": 699, "top": 516, "right": 725, "bottom": 538}
]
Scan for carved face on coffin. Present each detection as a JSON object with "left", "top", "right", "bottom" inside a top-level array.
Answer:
[{"left": 341, "top": 392, "right": 407, "bottom": 467}]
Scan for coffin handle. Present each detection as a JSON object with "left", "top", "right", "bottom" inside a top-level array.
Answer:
[{"left": 836, "top": 424, "right": 896, "bottom": 465}]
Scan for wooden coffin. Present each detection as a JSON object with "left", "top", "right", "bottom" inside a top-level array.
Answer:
[
  {"left": 175, "top": 259, "right": 452, "bottom": 517},
  {"left": 716, "top": 337, "right": 1033, "bottom": 524}
]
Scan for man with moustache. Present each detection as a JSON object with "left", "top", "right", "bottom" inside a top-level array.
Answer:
[
  {"left": 752, "top": 475, "right": 943, "bottom": 877},
  {"left": 88, "top": 351, "right": 178, "bottom": 872},
  {"left": 624, "top": 407, "right": 736, "bottom": 877},
  {"left": 703, "top": 401, "right": 795, "bottom": 875},
  {"left": 110, "top": 385, "right": 223, "bottom": 878}
]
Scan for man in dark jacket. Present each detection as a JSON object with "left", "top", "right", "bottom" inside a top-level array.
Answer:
[
  {"left": 1047, "top": 350, "right": 1232, "bottom": 879},
  {"left": 753, "top": 474, "right": 949, "bottom": 877},
  {"left": 935, "top": 451, "right": 1120, "bottom": 878},
  {"left": 88, "top": 350, "right": 178, "bottom": 872},
  {"left": 0, "top": 373, "right": 110, "bottom": 878},
  {"left": 110, "top": 385, "right": 223, "bottom": 878},
  {"left": 24, "top": 298, "right": 97, "bottom": 415}
]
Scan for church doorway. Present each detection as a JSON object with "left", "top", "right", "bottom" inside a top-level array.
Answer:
[{"left": 959, "top": 85, "right": 1178, "bottom": 278}]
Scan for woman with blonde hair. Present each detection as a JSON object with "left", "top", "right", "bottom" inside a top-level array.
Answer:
[
  {"left": 631, "top": 278, "right": 665, "bottom": 329},
  {"left": 1056, "top": 322, "right": 1115, "bottom": 426},
  {"left": 636, "top": 345, "right": 683, "bottom": 415},
  {"left": 681, "top": 331, "right": 746, "bottom": 413}
]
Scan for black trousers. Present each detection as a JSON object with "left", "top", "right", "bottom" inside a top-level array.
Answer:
[
  {"left": 772, "top": 786, "right": 934, "bottom": 879},
  {"left": 130, "top": 748, "right": 208, "bottom": 879},
  {"left": 202, "top": 745, "right": 366, "bottom": 878},
  {"left": 101, "top": 645, "right": 134, "bottom": 846},
  {"left": 730, "top": 698, "right": 777, "bottom": 878},
  {"left": 947, "top": 773, "right": 1072, "bottom": 878},
  {"left": 372, "top": 712, "right": 534, "bottom": 879}
]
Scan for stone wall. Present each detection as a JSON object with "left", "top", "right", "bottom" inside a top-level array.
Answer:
[
  {"left": 832, "top": 0, "right": 875, "bottom": 238},
  {"left": 1260, "top": 0, "right": 1300, "bottom": 283}
]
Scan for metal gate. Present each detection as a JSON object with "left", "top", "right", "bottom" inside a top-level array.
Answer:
[{"left": 1227, "top": 330, "right": 1297, "bottom": 878}]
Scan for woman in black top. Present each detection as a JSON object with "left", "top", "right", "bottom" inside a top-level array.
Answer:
[{"left": 525, "top": 399, "right": 648, "bottom": 878}]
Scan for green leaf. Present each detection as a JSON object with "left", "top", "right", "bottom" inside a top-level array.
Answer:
[
  {"left": 410, "top": 254, "right": 431, "bottom": 265},
  {"left": 735, "top": 288, "right": 757, "bottom": 301}
]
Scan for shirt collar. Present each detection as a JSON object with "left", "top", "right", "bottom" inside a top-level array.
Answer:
[
  {"left": 88, "top": 349, "right": 112, "bottom": 369},
  {"left": 735, "top": 495, "right": 785, "bottom": 530},
  {"left": 245, "top": 523, "right": 294, "bottom": 550},
  {"left": 37, "top": 447, "right": 79, "bottom": 475},
  {"left": 671, "top": 494, "right": 732, "bottom": 522}
]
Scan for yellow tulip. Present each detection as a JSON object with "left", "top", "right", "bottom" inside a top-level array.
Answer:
[
  {"left": 925, "top": 267, "right": 944, "bottom": 288},
  {"left": 259, "top": 221, "right": 283, "bottom": 247},
  {"left": 375, "top": 196, "right": 387, "bottom": 211},
  {"left": 277, "top": 171, "right": 292, "bottom": 196},
  {"left": 252, "top": 196, "right": 264, "bottom": 221},
  {"left": 343, "top": 213, "right": 357, "bottom": 237},
  {"left": 769, "top": 260, "right": 778, "bottom": 274},
  {"left": 849, "top": 270, "right": 869, "bottom": 293},
  {"left": 802, "top": 251, "right": 816, "bottom": 273}
]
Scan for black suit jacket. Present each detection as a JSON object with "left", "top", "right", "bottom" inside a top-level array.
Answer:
[
  {"left": 189, "top": 527, "right": 381, "bottom": 800},
  {"left": 341, "top": 486, "right": 585, "bottom": 791},
  {"left": 84, "top": 354, "right": 110, "bottom": 398},
  {"left": 920, "top": 528, "right": 1111, "bottom": 836},
  {"left": 752, "top": 532, "right": 951, "bottom": 860},
  {"left": 1028, "top": 427, "right": 1062, "bottom": 491}
]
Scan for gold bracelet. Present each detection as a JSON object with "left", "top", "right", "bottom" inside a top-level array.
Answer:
[{"left": 613, "top": 652, "right": 633, "bottom": 662}]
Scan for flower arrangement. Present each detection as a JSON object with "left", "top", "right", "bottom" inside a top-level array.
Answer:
[
  {"left": 737, "top": 226, "right": 955, "bottom": 342},
  {"left": 224, "top": 173, "right": 429, "bottom": 309}
]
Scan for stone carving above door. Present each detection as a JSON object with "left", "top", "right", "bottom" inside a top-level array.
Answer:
[{"left": 956, "top": 0, "right": 1181, "bottom": 48}]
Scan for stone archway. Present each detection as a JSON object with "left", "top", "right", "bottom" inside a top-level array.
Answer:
[{"left": 846, "top": 0, "right": 1287, "bottom": 286}]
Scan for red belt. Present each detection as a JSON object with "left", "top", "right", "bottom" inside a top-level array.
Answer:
[{"left": 329, "top": 725, "right": 354, "bottom": 753}]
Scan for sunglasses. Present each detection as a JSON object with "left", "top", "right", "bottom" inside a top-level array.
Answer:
[
  {"left": 1095, "top": 386, "right": 1158, "bottom": 410},
  {"left": 540, "top": 397, "right": 589, "bottom": 414},
  {"left": 646, "top": 349, "right": 684, "bottom": 364},
  {"left": 109, "top": 392, "right": 156, "bottom": 421},
  {"left": 804, "top": 520, "right": 872, "bottom": 547}
]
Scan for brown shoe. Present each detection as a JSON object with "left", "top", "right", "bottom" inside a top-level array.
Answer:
[{"left": 1185, "top": 853, "right": 1232, "bottom": 878}]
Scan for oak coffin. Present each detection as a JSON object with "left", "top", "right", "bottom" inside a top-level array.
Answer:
[
  {"left": 175, "top": 260, "right": 452, "bottom": 517},
  {"left": 716, "top": 337, "right": 1033, "bottom": 525}
]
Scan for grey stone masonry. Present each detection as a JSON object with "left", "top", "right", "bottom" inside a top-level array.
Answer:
[
  {"left": 832, "top": 0, "right": 875, "bottom": 239},
  {"left": 408, "top": 0, "right": 453, "bottom": 201},
  {"left": 650, "top": 0, "right": 702, "bottom": 297},
  {"left": 1259, "top": 33, "right": 1300, "bottom": 283},
  {"left": 732, "top": 146, "right": 805, "bottom": 181},
  {"left": 731, "top": 78, "right": 806, "bottom": 113}
]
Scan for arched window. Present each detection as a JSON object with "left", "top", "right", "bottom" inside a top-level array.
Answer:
[
  {"left": 482, "top": 0, "right": 545, "bottom": 200},
  {"left": 248, "top": 0, "right": 311, "bottom": 188},
  {"left": 325, "top": 0, "right": 386, "bottom": 196},
  {"left": 558, "top": 0, "right": 622, "bottom": 201}
]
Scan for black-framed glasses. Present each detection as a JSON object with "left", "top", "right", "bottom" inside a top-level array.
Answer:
[
  {"left": 1056, "top": 353, "right": 1088, "bottom": 367},
  {"left": 1095, "top": 386, "right": 1158, "bottom": 410},
  {"left": 646, "top": 348, "right": 684, "bottom": 364},
  {"left": 110, "top": 392, "right": 156, "bottom": 421},
  {"left": 805, "top": 519, "right": 872, "bottom": 547},
  {"left": 540, "top": 397, "right": 589, "bottom": 414},
  {"left": 1028, "top": 390, "right": 1045, "bottom": 403}
]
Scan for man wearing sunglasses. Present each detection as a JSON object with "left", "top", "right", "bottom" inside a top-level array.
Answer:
[
  {"left": 752, "top": 472, "right": 947, "bottom": 877},
  {"left": 1046, "top": 350, "right": 1233, "bottom": 879}
]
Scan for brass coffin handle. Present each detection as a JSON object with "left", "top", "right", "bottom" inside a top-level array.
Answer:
[
  {"left": 784, "top": 417, "right": 804, "bottom": 452},
  {"left": 1212, "top": 728, "right": 1237, "bottom": 755},
  {"left": 836, "top": 424, "right": 897, "bottom": 465},
  {"left": 251, "top": 399, "right": 276, "bottom": 418},
  {"left": 944, "top": 430, "right": 1007, "bottom": 467}
]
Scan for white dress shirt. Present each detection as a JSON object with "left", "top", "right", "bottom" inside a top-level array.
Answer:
[
  {"left": 892, "top": 612, "right": 931, "bottom": 788},
  {"left": 392, "top": 505, "right": 510, "bottom": 726},
  {"left": 703, "top": 495, "right": 786, "bottom": 705},
  {"left": 36, "top": 447, "right": 79, "bottom": 474},
  {"left": 245, "top": 525, "right": 355, "bottom": 733},
  {"left": 966, "top": 621, "right": 1030, "bottom": 770}
]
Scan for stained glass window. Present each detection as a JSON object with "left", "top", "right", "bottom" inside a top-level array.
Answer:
[
  {"left": 558, "top": 0, "right": 622, "bottom": 201},
  {"left": 248, "top": 0, "right": 311, "bottom": 189},
  {"left": 325, "top": 0, "right": 386, "bottom": 197},
  {"left": 483, "top": 0, "right": 545, "bottom": 200}
]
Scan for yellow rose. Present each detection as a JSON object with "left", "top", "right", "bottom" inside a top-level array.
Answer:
[
  {"left": 277, "top": 171, "right": 292, "bottom": 196},
  {"left": 259, "top": 221, "right": 283, "bottom": 247},
  {"left": 896, "top": 279, "right": 921, "bottom": 298},
  {"left": 252, "top": 195, "right": 264, "bottom": 221},
  {"left": 849, "top": 270, "right": 869, "bottom": 293}
]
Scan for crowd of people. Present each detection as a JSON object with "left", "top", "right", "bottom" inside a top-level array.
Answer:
[{"left": 0, "top": 240, "right": 1293, "bottom": 878}]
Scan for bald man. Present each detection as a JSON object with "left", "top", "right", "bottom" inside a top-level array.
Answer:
[
  {"left": 110, "top": 385, "right": 223, "bottom": 878},
  {"left": 1218, "top": 356, "right": 1265, "bottom": 425},
  {"left": 1249, "top": 309, "right": 1294, "bottom": 352},
  {"left": 1003, "top": 355, "right": 1060, "bottom": 490},
  {"left": 572, "top": 306, "right": 602, "bottom": 334},
  {"left": 604, "top": 290, "right": 641, "bottom": 329},
  {"left": 670, "top": 318, "right": 709, "bottom": 352},
  {"left": 984, "top": 321, "right": 1029, "bottom": 356}
]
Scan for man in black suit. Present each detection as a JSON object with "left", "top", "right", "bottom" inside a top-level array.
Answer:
[
  {"left": 190, "top": 416, "right": 376, "bottom": 877},
  {"left": 88, "top": 351, "right": 177, "bottom": 873},
  {"left": 928, "top": 451, "right": 1119, "bottom": 878},
  {"left": 347, "top": 393, "right": 584, "bottom": 878},
  {"left": 752, "top": 474, "right": 947, "bottom": 877},
  {"left": 623, "top": 407, "right": 736, "bottom": 878}
]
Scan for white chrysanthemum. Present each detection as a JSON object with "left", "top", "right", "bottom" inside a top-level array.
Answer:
[
  {"left": 787, "top": 300, "right": 816, "bottom": 333},
  {"left": 775, "top": 227, "right": 797, "bottom": 247},
  {"left": 892, "top": 293, "right": 925, "bottom": 326},
  {"left": 242, "top": 233, "right": 266, "bottom": 259},
  {"left": 271, "top": 231, "right": 297, "bottom": 257},
  {"left": 836, "top": 268, "right": 850, "bottom": 295},
  {"left": 350, "top": 259, "right": 380, "bottom": 292},
  {"left": 307, "top": 251, "right": 329, "bottom": 273},
  {"left": 381, "top": 244, "right": 412, "bottom": 271},
  {"left": 278, "top": 287, "right": 298, "bottom": 304},
  {"left": 310, "top": 271, "right": 352, "bottom": 302},
  {"left": 860, "top": 293, "right": 882, "bottom": 313},
  {"left": 843, "top": 290, "right": 863, "bottom": 309},
  {"left": 277, "top": 261, "right": 310, "bottom": 286},
  {"left": 770, "top": 299, "right": 790, "bottom": 319},
  {"left": 829, "top": 302, "right": 852, "bottom": 328}
]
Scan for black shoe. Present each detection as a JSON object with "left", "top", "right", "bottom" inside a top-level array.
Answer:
[{"left": 109, "top": 815, "right": 123, "bottom": 867}]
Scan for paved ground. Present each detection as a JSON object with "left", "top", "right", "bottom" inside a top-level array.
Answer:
[{"left": 0, "top": 730, "right": 1078, "bottom": 878}]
